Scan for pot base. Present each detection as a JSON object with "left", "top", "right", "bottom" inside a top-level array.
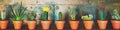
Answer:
[
  {"left": 27, "top": 21, "right": 37, "bottom": 29},
  {"left": 111, "top": 20, "right": 120, "bottom": 29},
  {"left": 56, "top": 21, "right": 65, "bottom": 29},
  {"left": 69, "top": 20, "right": 79, "bottom": 29},
  {"left": 83, "top": 21, "right": 93, "bottom": 29},
  {"left": 41, "top": 20, "right": 51, "bottom": 29},
  {"left": 97, "top": 20, "right": 108, "bottom": 29},
  {"left": 0, "top": 20, "right": 8, "bottom": 29}
]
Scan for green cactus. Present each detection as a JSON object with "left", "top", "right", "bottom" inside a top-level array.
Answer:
[
  {"left": 70, "top": 7, "right": 76, "bottom": 20},
  {"left": 28, "top": 11, "right": 35, "bottom": 21},
  {"left": 1, "top": 10, "right": 6, "bottom": 20},
  {"left": 58, "top": 12, "right": 62, "bottom": 20},
  {"left": 99, "top": 10, "right": 105, "bottom": 20},
  {"left": 43, "top": 11, "right": 48, "bottom": 20},
  {"left": 112, "top": 9, "right": 120, "bottom": 20},
  {"left": 81, "top": 14, "right": 93, "bottom": 21}
]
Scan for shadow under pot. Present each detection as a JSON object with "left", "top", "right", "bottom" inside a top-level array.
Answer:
[
  {"left": 56, "top": 20, "right": 65, "bottom": 29},
  {"left": 83, "top": 20, "right": 93, "bottom": 30},
  {"left": 111, "top": 20, "right": 120, "bottom": 29},
  {"left": 12, "top": 20, "right": 22, "bottom": 29},
  {"left": 41, "top": 20, "right": 52, "bottom": 30},
  {"left": 69, "top": 20, "right": 79, "bottom": 29},
  {"left": 0, "top": 20, "right": 8, "bottom": 29},
  {"left": 27, "top": 20, "right": 37, "bottom": 29},
  {"left": 97, "top": 20, "right": 108, "bottom": 29}
]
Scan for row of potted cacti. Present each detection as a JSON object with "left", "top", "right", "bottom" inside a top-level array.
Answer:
[{"left": 0, "top": 3, "right": 120, "bottom": 30}]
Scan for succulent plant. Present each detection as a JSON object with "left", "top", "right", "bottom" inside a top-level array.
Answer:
[
  {"left": 9, "top": 2, "right": 26, "bottom": 21},
  {"left": 58, "top": 12, "right": 62, "bottom": 20},
  {"left": 98, "top": 7, "right": 105, "bottom": 20},
  {"left": 1, "top": 10, "right": 6, "bottom": 20},
  {"left": 112, "top": 9, "right": 120, "bottom": 20},
  {"left": 81, "top": 14, "right": 93, "bottom": 21},
  {"left": 28, "top": 11, "right": 36, "bottom": 21},
  {"left": 70, "top": 7, "right": 76, "bottom": 20}
]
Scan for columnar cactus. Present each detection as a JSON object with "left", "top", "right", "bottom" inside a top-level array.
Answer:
[
  {"left": 112, "top": 9, "right": 120, "bottom": 20},
  {"left": 58, "top": 12, "right": 62, "bottom": 20},
  {"left": 81, "top": 14, "right": 93, "bottom": 21},
  {"left": 98, "top": 7, "right": 105, "bottom": 20}
]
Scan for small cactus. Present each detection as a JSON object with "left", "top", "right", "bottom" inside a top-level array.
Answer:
[
  {"left": 58, "top": 12, "right": 62, "bottom": 20},
  {"left": 28, "top": 11, "right": 36, "bottom": 20},
  {"left": 70, "top": 6, "right": 76, "bottom": 20},
  {"left": 81, "top": 14, "right": 93, "bottom": 21},
  {"left": 43, "top": 11, "right": 48, "bottom": 20},
  {"left": 98, "top": 7, "right": 105, "bottom": 20},
  {"left": 1, "top": 10, "right": 6, "bottom": 20},
  {"left": 112, "top": 9, "right": 120, "bottom": 20}
]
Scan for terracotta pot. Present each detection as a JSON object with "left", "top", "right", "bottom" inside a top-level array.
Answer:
[
  {"left": 41, "top": 20, "right": 51, "bottom": 29},
  {"left": 56, "top": 20, "right": 65, "bottom": 29},
  {"left": 27, "top": 20, "right": 37, "bottom": 29},
  {"left": 83, "top": 20, "right": 93, "bottom": 29},
  {"left": 13, "top": 21, "right": 22, "bottom": 29},
  {"left": 0, "top": 20, "right": 8, "bottom": 29},
  {"left": 97, "top": 20, "right": 108, "bottom": 29},
  {"left": 69, "top": 20, "right": 79, "bottom": 29},
  {"left": 111, "top": 20, "right": 120, "bottom": 29}
]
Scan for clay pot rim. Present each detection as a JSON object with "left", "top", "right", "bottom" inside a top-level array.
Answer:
[
  {"left": 56, "top": 20, "right": 65, "bottom": 21},
  {"left": 111, "top": 20, "right": 120, "bottom": 21},
  {"left": 83, "top": 20, "right": 93, "bottom": 21},
  {"left": 97, "top": 20, "right": 108, "bottom": 21},
  {"left": 0, "top": 20, "right": 8, "bottom": 21},
  {"left": 69, "top": 20, "right": 79, "bottom": 21},
  {"left": 41, "top": 20, "right": 52, "bottom": 21}
]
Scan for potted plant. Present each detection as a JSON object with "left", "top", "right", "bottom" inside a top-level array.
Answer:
[
  {"left": 69, "top": 7, "right": 79, "bottom": 29},
  {"left": 56, "top": 12, "right": 65, "bottom": 29},
  {"left": 9, "top": 3, "right": 26, "bottom": 29},
  {"left": 27, "top": 11, "right": 36, "bottom": 29},
  {"left": 97, "top": 7, "right": 108, "bottom": 29},
  {"left": 81, "top": 14, "right": 93, "bottom": 29},
  {"left": 41, "top": 7, "right": 51, "bottom": 30},
  {"left": 111, "top": 9, "right": 120, "bottom": 29},
  {"left": 0, "top": 10, "right": 8, "bottom": 29}
]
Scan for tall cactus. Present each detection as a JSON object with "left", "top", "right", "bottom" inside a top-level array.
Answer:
[
  {"left": 43, "top": 11, "right": 48, "bottom": 20},
  {"left": 81, "top": 14, "right": 93, "bottom": 21},
  {"left": 70, "top": 6, "right": 76, "bottom": 20},
  {"left": 112, "top": 9, "right": 120, "bottom": 20},
  {"left": 1, "top": 10, "right": 6, "bottom": 20},
  {"left": 58, "top": 12, "right": 62, "bottom": 20},
  {"left": 99, "top": 7, "right": 105, "bottom": 20}
]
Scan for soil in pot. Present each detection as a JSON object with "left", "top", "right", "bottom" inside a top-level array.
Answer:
[
  {"left": 41, "top": 20, "right": 51, "bottom": 30},
  {"left": 69, "top": 20, "right": 79, "bottom": 29},
  {"left": 111, "top": 20, "right": 120, "bottom": 29},
  {"left": 0, "top": 20, "right": 8, "bottom": 29},
  {"left": 97, "top": 20, "right": 108, "bottom": 29},
  {"left": 27, "top": 20, "right": 37, "bottom": 29},
  {"left": 13, "top": 21, "right": 22, "bottom": 29},
  {"left": 83, "top": 20, "right": 93, "bottom": 29},
  {"left": 56, "top": 20, "right": 65, "bottom": 29}
]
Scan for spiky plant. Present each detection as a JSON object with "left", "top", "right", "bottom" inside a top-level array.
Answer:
[
  {"left": 81, "top": 14, "right": 93, "bottom": 21},
  {"left": 70, "top": 7, "right": 76, "bottom": 20},
  {"left": 28, "top": 11, "right": 36, "bottom": 21},
  {"left": 98, "top": 7, "right": 105, "bottom": 20},
  {"left": 58, "top": 12, "right": 62, "bottom": 20},
  {"left": 43, "top": 11, "right": 48, "bottom": 21},
  {"left": 9, "top": 2, "right": 26, "bottom": 21},
  {"left": 1, "top": 10, "right": 6, "bottom": 20},
  {"left": 112, "top": 9, "right": 120, "bottom": 20}
]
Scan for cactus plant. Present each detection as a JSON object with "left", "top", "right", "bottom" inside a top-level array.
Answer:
[
  {"left": 43, "top": 11, "right": 48, "bottom": 20},
  {"left": 9, "top": 2, "right": 26, "bottom": 21},
  {"left": 58, "top": 12, "right": 62, "bottom": 20},
  {"left": 28, "top": 11, "right": 36, "bottom": 21},
  {"left": 81, "top": 14, "right": 93, "bottom": 21},
  {"left": 98, "top": 7, "right": 105, "bottom": 20},
  {"left": 1, "top": 10, "right": 6, "bottom": 20},
  {"left": 112, "top": 9, "right": 120, "bottom": 20},
  {"left": 70, "top": 7, "right": 76, "bottom": 20}
]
